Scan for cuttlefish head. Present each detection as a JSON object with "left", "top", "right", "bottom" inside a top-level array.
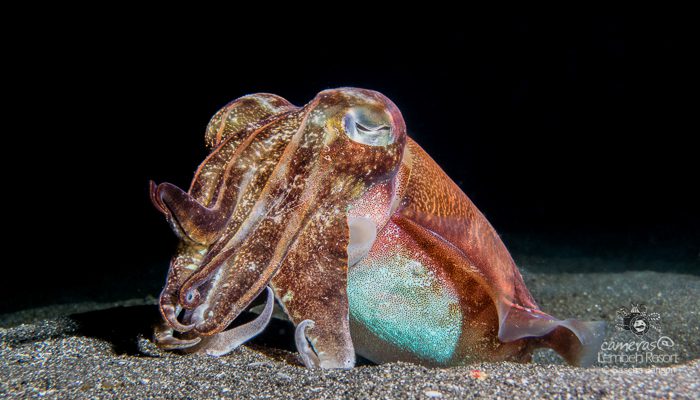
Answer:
[{"left": 152, "top": 88, "right": 407, "bottom": 338}]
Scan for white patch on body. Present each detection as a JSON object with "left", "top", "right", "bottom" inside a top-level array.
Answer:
[{"left": 347, "top": 216, "right": 377, "bottom": 267}]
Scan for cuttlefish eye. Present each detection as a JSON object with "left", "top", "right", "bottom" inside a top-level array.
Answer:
[
  {"left": 343, "top": 107, "right": 394, "bottom": 146},
  {"left": 183, "top": 288, "right": 200, "bottom": 308}
]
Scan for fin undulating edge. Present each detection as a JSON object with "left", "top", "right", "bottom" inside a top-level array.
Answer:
[{"left": 497, "top": 301, "right": 606, "bottom": 367}]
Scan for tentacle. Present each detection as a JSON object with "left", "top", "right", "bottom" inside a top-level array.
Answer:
[
  {"left": 159, "top": 302, "right": 194, "bottom": 332},
  {"left": 199, "top": 286, "right": 275, "bottom": 357},
  {"left": 295, "top": 320, "right": 320, "bottom": 368},
  {"left": 153, "top": 320, "right": 202, "bottom": 350}
]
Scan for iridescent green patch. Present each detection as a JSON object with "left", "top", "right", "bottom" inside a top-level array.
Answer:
[{"left": 348, "top": 256, "right": 462, "bottom": 363}]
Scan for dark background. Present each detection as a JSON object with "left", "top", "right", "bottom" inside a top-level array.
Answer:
[{"left": 6, "top": 16, "right": 697, "bottom": 313}]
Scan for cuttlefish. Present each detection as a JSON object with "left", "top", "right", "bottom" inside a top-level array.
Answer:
[{"left": 150, "top": 88, "right": 605, "bottom": 368}]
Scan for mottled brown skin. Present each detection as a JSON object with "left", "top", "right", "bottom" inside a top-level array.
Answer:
[
  {"left": 150, "top": 88, "right": 604, "bottom": 368},
  {"left": 151, "top": 89, "right": 406, "bottom": 365}
]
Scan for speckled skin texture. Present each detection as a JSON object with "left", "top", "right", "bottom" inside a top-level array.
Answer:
[{"left": 150, "top": 88, "right": 605, "bottom": 368}]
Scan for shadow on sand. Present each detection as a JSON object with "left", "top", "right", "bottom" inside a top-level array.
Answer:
[{"left": 68, "top": 304, "right": 299, "bottom": 357}]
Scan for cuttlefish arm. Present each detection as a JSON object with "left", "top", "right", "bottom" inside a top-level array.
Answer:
[
  {"left": 153, "top": 304, "right": 202, "bottom": 349},
  {"left": 150, "top": 181, "right": 226, "bottom": 245},
  {"left": 294, "top": 320, "right": 320, "bottom": 368},
  {"left": 151, "top": 94, "right": 299, "bottom": 337},
  {"left": 196, "top": 286, "right": 275, "bottom": 356},
  {"left": 153, "top": 286, "right": 275, "bottom": 354},
  {"left": 150, "top": 94, "right": 296, "bottom": 246},
  {"left": 271, "top": 203, "right": 356, "bottom": 369}
]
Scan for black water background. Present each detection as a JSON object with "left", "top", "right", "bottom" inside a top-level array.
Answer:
[{"left": 4, "top": 16, "right": 697, "bottom": 314}]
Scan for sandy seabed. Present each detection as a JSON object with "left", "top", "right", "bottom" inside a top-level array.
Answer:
[{"left": 1, "top": 270, "right": 698, "bottom": 399}]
